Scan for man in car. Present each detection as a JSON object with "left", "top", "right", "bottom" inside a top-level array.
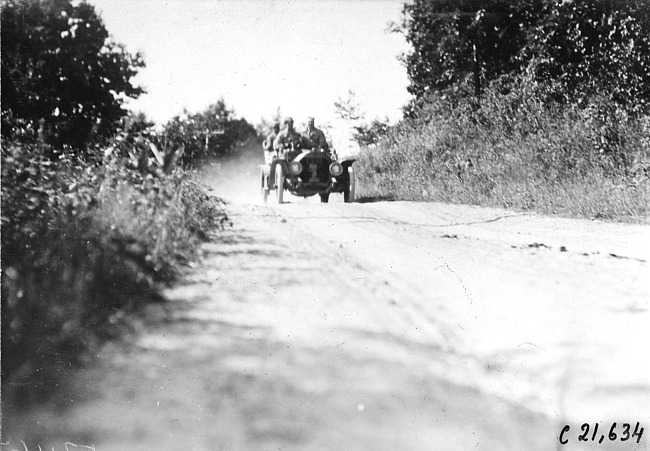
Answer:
[
  {"left": 274, "top": 117, "right": 303, "bottom": 161},
  {"left": 263, "top": 122, "right": 280, "bottom": 164},
  {"left": 303, "top": 116, "right": 329, "bottom": 154}
]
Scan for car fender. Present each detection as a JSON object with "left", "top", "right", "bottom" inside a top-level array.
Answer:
[{"left": 340, "top": 158, "right": 356, "bottom": 171}]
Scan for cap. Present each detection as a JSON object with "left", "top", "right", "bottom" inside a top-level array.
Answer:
[
  {"left": 307, "top": 116, "right": 314, "bottom": 122},
  {"left": 285, "top": 117, "right": 294, "bottom": 124}
]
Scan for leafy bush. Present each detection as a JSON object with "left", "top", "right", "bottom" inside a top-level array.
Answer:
[{"left": 1, "top": 133, "right": 226, "bottom": 402}]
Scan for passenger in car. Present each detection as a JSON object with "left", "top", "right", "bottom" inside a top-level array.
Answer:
[
  {"left": 303, "top": 116, "right": 329, "bottom": 154},
  {"left": 274, "top": 117, "right": 303, "bottom": 161}
]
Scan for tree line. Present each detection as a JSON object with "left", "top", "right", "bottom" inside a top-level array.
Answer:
[
  {"left": 1, "top": 0, "right": 256, "bottom": 159},
  {"left": 398, "top": 0, "right": 650, "bottom": 115}
]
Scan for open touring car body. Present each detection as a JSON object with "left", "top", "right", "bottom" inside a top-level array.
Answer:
[{"left": 260, "top": 147, "right": 355, "bottom": 203}]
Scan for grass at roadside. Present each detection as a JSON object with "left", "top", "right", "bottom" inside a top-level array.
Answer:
[
  {"left": 1, "top": 138, "right": 226, "bottom": 406},
  {"left": 354, "top": 79, "right": 650, "bottom": 223}
]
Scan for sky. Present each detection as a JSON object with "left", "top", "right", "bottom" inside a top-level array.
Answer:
[{"left": 89, "top": 0, "right": 412, "bottom": 129}]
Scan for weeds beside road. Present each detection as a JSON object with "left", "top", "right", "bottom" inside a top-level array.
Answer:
[
  {"left": 1, "top": 136, "right": 226, "bottom": 406},
  {"left": 355, "top": 78, "right": 650, "bottom": 223}
]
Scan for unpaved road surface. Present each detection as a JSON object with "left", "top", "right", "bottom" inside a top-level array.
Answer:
[{"left": 5, "top": 149, "right": 649, "bottom": 451}]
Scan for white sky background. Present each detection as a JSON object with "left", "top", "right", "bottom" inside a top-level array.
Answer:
[{"left": 89, "top": 0, "right": 412, "bottom": 129}]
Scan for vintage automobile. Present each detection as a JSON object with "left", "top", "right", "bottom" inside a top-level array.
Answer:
[{"left": 260, "top": 144, "right": 355, "bottom": 204}]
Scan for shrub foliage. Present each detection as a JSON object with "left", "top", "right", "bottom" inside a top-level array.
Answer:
[{"left": 1, "top": 128, "right": 228, "bottom": 397}]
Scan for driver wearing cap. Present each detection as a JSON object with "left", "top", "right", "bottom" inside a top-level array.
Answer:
[{"left": 274, "top": 117, "right": 304, "bottom": 160}]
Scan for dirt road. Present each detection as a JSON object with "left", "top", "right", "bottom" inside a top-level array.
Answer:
[{"left": 5, "top": 149, "right": 649, "bottom": 450}]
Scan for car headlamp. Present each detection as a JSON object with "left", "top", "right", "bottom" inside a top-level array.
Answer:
[
  {"left": 329, "top": 162, "right": 343, "bottom": 177},
  {"left": 289, "top": 161, "right": 303, "bottom": 175}
]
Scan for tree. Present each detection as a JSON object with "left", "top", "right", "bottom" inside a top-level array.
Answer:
[
  {"left": 1, "top": 0, "right": 145, "bottom": 148},
  {"left": 256, "top": 107, "right": 284, "bottom": 140},
  {"left": 521, "top": 0, "right": 650, "bottom": 111},
  {"left": 398, "top": 0, "right": 650, "bottom": 112},
  {"left": 162, "top": 100, "right": 257, "bottom": 165},
  {"left": 334, "top": 90, "right": 390, "bottom": 147},
  {"left": 398, "top": 0, "right": 542, "bottom": 100},
  {"left": 334, "top": 89, "right": 364, "bottom": 122}
]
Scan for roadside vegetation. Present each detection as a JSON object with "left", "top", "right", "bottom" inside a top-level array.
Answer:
[
  {"left": 1, "top": 0, "right": 255, "bottom": 406},
  {"left": 354, "top": 0, "right": 650, "bottom": 222}
]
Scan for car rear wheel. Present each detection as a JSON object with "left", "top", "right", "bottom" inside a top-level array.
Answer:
[
  {"left": 275, "top": 164, "right": 284, "bottom": 204},
  {"left": 260, "top": 172, "right": 268, "bottom": 204},
  {"left": 319, "top": 193, "right": 329, "bottom": 203},
  {"left": 344, "top": 166, "right": 355, "bottom": 203}
]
